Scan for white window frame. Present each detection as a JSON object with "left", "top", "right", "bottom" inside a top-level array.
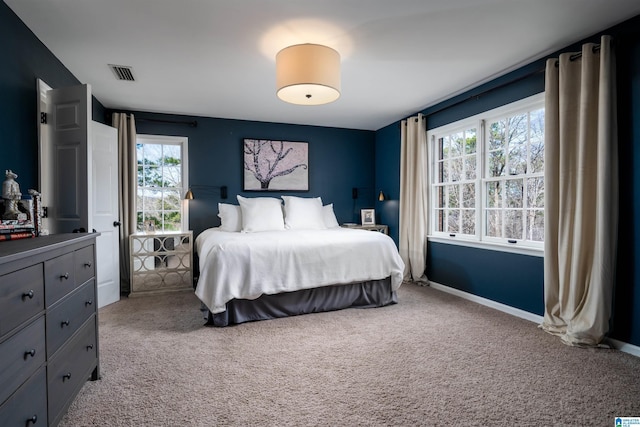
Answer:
[
  {"left": 136, "top": 134, "right": 189, "bottom": 232},
  {"left": 427, "top": 93, "right": 545, "bottom": 257}
]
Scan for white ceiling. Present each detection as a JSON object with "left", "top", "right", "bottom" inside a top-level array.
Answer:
[{"left": 6, "top": 0, "right": 640, "bottom": 131}]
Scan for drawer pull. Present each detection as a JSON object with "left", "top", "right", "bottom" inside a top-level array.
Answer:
[
  {"left": 61, "top": 320, "right": 70, "bottom": 327},
  {"left": 63, "top": 372, "right": 72, "bottom": 382},
  {"left": 86, "top": 344, "right": 94, "bottom": 351},
  {"left": 60, "top": 272, "right": 70, "bottom": 280},
  {"left": 24, "top": 349, "right": 36, "bottom": 359},
  {"left": 26, "top": 415, "right": 38, "bottom": 425},
  {"left": 86, "top": 299, "right": 94, "bottom": 306},
  {"left": 22, "top": 290, "right": 35, "bottom": 300},
  {"left": 84, "top": 262, "right": 93, "bottom": 268}
]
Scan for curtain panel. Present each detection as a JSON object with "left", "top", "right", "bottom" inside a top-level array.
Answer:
[
  {"left": 540, "top": 35, "right": 618, "bottom": 346},
  {"left": 399, "top": 114, "right": 429, "bottom": 283},
  {"left": 112, "top": 112, "right": 137, "bottom": 294}
]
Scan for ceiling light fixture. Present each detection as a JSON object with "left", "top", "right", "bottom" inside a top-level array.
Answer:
[{"left": 276, "top": 43, "right": 341, "bottom": 106}]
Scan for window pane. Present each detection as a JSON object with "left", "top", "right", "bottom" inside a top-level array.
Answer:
[
  {"left": 142, "top": 196, "right": 162, "bottom": 212},
  {"left": 163, "top": 211, "right": 181, "bottom": 231},
  {"left": 136, "top": 212, "right": 144, "bottom": 230},
  {"left": 505, "top": 179, "right": 523, "bottom": 208},
  {"left": 526, "top": 209, "right": 544, "bottom": 241},
  {"left": 435, "top": 186, "right": 445, "bottom": 209},
  {"left": 486, "top": 181, "right": 502, "bottom": 208},
  {"left": 489, "top": 120, "right": 506, "bottom": 150},
  {"left": 465, "top": 155, "right": 476, "bottom": 180},
  {"left": 530, "top": 109, "right": 545, "bottom": 174},
  {"left": 451, "top": 132, "right": 463, "bottom": 157},
  {"left": 462, "top": 210, "right": 475, "bottom": 235},
  {"left": 465, "top": 128, "right": 476, "bottom": 154},
  {"left": 450, "top": 158, "right": 462, "bottom": 182},
  {"left": 488, "top": 149, "right": 505, "bottom": 177},
  {"left": 462, "top": 183, "right": 475, "bottom": 208},
  {"left": 508, "top": 113, "right": 528, "bottom": 175},
  {"left": 437, "top": 160, "right": 445, "bottom": 184},
  {"left": 162, "top": 189, "right": 181, "bottom": 210},
  {"left": 486, "top": 210, "right": 501, "bottom": 237},
  {"left": 143, "top": 144, "right": 163, "bottom": 165},
  {"left": 162, "top": 145, "right": 181, "bottom": 165},
  {"left": 435, "top": 209, "right": 445, "bottom": 232},
  {"left": 163, "top": 166, "right": 182, "bottom": 187},
  {"left": 504, "top": 210, "right": 523, "bottom": 240},
  {"left": 143, "top": 166, "right": 162, "bottom": 187},
  {"left": 447, "top": 210, "right": 460, "bottom": 233},
  {"left": 448, "top": 185, "right": 460, "bottom": 208},
  {"left": 527, "top": 177, "right": 544, "bottom": 208},
  {"left": 441, "top": 160, "right": 449, "bottom": 182}
]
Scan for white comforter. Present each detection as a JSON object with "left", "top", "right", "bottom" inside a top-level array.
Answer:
[{"left": 194, "top": 227, "right": 405, "bottom": 314}]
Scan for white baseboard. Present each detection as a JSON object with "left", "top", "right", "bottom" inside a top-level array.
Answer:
[
  {"left": 606, "top": 338, "right": 640, "bottom": 358},
  {"left": 428, "top": 281, "right": 640, "bottom": 358}
]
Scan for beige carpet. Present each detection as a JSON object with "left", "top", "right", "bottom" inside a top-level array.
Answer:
[{"left": 59, "top": 282, "right": 640, "bottom": 427}]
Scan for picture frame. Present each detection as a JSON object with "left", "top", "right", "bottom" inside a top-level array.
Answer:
[
  {"left": 243, "top": 139, "right": 309, "bottom": 191},
  {"left": 361, "top": 209, "right": 375, "bottom": 226}
]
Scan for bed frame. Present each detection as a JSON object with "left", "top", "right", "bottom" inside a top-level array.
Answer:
[{"left": 203, "top": 277, "right": 396, "bottom": 327}]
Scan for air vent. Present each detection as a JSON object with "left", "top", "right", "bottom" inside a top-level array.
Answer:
[{"left": 109, "top": 64, "right": 135, "bottom": 81}]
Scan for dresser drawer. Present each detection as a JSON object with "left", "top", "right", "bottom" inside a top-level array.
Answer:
[
  {"left": 45, "top": 251, "right": 76, "bottom": 307},
  {"left": 0, "top": 366, "right": 47, "bottom": 427},
  {"left": 75, "top": 244, "right": 95, "bottom": 286},
  {"left": 0, "top": 264, "right": 44, "bottom": 337},
  {"left": 47, "top": 318, "right": 97, "bottom": 425},
  {"left": 0, "top": 316, "right": 46, "bottom": 405},
  {"left": 46, "top": 279, "right": 96, "bottom": 357}
]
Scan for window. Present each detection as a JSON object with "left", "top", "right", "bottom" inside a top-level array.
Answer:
[
  {"left": 136, "top": 135, "right": 189, "bottom": 232},
  {"left": 428, "top": 94, "right": 544, "bottom": 252}
]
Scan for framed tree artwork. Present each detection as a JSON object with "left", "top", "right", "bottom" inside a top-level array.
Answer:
[{"left": 243, "top": 139, "right": 309, "bottom": 191}]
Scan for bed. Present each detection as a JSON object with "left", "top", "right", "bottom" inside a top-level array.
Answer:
[{"left": 194, "top": 195, "right": 405, "bottom": 326}]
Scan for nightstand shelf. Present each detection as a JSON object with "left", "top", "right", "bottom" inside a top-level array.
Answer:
[
  {"left": 129, "top": 231, "right": 193, "bottom": 296},
  {"left": 342, "top": 224, "right": 389, "bottom": 235}
]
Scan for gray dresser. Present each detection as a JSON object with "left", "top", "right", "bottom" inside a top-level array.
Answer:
[{"left": 0, "top": 233, "right": 100, "bottom": 427}]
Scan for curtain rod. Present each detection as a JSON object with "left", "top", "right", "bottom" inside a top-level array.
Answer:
[
  {"left": 136, "top": 117, "right": 198, "bottom": 127},
  {"left": 556, "top": 43, "right": 601, "bottom": 66}
]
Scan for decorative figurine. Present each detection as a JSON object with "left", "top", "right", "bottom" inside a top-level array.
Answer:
[{"left": 2, "top": 170, "right": 22, "bottom": 220}]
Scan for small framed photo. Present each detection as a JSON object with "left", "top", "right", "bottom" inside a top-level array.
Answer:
[{"left": 361, "top": 209, "right": 375, "bottom": 226}]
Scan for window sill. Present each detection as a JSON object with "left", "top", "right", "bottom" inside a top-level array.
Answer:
[{"left": 428, "top": 235, "right": 544, "bottom": 257}]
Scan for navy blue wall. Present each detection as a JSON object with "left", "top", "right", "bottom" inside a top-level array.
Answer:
[
  {"left": 0, "top": 2, "right": 105, "bottom": 192},
  {"left": 374, "top": 15, "right": 640, "bottom": 346},
  {"left": 122, "top": 112, "right": 376, "bottom": 239}
]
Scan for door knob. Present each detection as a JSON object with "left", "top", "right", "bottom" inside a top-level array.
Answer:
[{"left": 113, "top": 221, "right": 121, "bottom": 227}]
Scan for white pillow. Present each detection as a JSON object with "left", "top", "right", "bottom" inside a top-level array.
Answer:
[
  {"left": 237, "top": 195, "right": 285, "bottom": 232},
  {"left": 322, "top": 204, "right": 340, "bottom": 229},
  {"left": 217, "top": 203, "right": 242, "bottom": 232},
  {"left": 282, "top": 196, "right": 326, "bottom": 230}
]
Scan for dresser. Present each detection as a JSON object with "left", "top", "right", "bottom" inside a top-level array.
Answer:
[{"left": 0, "top": 233, "right": 100, "bottom": 427}]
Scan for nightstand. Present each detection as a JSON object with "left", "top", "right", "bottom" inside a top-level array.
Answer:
[
  {"left": 341, "top": 224, "right": 389, "bottom": 235},
  {"left": 129, "top": 231, "right": 193, "bottom": 296}
]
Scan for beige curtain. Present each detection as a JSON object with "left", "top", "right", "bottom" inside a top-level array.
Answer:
[
  {"left": 112, "top": 113, "right": 137, "bottom": 294},
  {"left": 399, "top": 113, "right": 429, "bottom": 283},
  {"left": 540, "top": 35, "right": 618, "bottom": 346}
]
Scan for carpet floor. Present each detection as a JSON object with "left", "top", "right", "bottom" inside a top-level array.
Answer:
[{"left": 59, "top": 282, "right": 640, "bottom": 426}]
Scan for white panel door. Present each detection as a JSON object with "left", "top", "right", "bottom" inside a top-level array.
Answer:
[
  {"left": 46, "top": 83, "right": 91, "bottom": 234},
  {"left": 91, "top": 121, "right": 120, "bottom": 308},
  {"left": 39, "top": 82, "right": 121, "bottom": 308}
]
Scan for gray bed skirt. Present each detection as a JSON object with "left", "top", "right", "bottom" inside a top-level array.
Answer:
[{"left": 205, "top": 277, "right": 397, "bottom": 327}]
